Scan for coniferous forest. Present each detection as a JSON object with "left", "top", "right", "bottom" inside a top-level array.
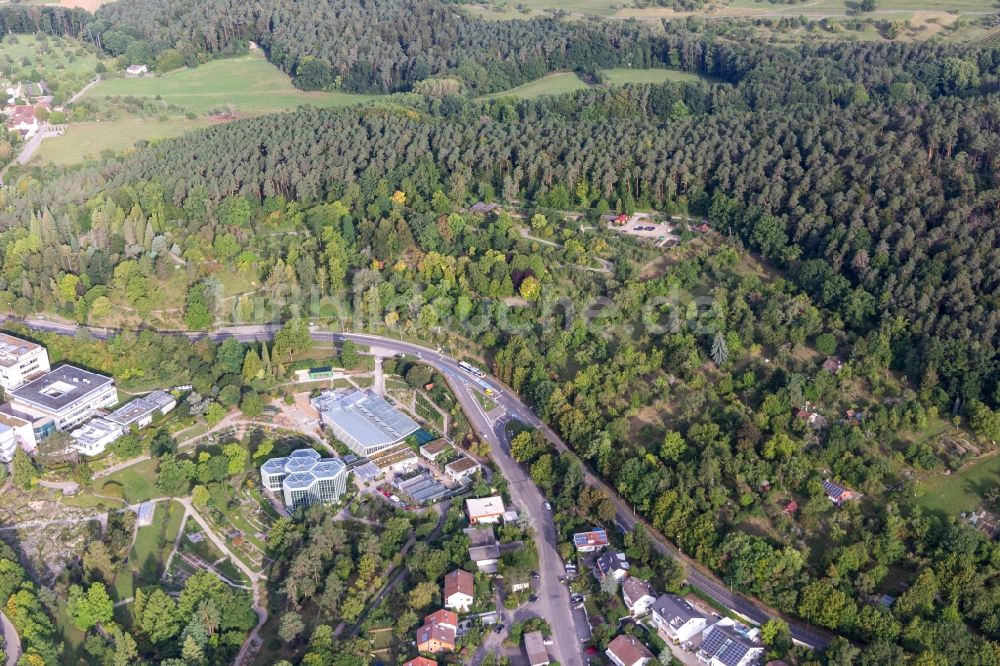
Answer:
[{"left": 2, "top": 0, "right": 1000, "bottom": 664}]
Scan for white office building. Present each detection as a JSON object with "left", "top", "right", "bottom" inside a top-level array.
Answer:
[
  {"left": 70, "top": 417, "right": 124, "bottom": 457},
  {"left": 311, "top": 389, "right": 419, "bottom": 457},
  {"left": 10, "top": 365, "right": 117, "bottom": 439},
  {"left": 0, "top": 412, "right": 34, "bottom": 462},
  {"left": 0, "top": 333, "right": 50, "bottom": 393},
  {"left": 260, "top": 448, "right": 348, "bottom": 511}
]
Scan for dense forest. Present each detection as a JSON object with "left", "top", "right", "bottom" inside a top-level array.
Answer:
[
  {"left": 3, "top": 35, "right": 999, "bottom": 403},
  {"left": 2, "top": 5, "right": 1000, "bottom": 663}
]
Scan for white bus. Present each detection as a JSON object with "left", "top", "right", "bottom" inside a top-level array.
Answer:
[{"left": 459, "top": 361, "right": 485, "bottom": 377}]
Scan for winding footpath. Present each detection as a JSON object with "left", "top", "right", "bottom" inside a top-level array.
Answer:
[{"left": 5, "top": 316, "right": 833, "bottom": 653}]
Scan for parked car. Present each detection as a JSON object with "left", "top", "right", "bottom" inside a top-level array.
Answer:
[
  {"left": 494, "top": 624, "right": 505, "bottom": 634},
  {"left": 529, "top": 594, "right": 538, "bottom": 603},
  {"left": 530, "top": 571, "right": 540, "bottom": 579},
  {"left": 543, "top": 501, "right": 552, "bottom": 511}
]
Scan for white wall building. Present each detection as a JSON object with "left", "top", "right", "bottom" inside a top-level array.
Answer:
[
  {"left": 650, "top": 594, "right": 708, "bottom": 644},
  {"left": 0, "top": 333, "right": 50, "bottom": 393},
  {"left": 10, "top": 365, "right": 117, "bottom": 439},
  {"left": 107, "top": 390, "right": 176, "bottom": 430},
  {"left": 0, "top": 412, "right": 34, "bottom": 462},
  {"left": 70, "top": 417, "right": 123, "bottom": 457}
]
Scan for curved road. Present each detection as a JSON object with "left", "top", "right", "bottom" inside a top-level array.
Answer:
[
  {"left": 7, "top": 317, "right": 832, "bottom": 652},
  {"left": 0, "top": 610, "right": 20, "bottom": 666}
]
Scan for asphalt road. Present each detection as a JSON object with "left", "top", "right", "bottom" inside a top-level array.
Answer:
[
  {"left": 7, "top": 318, "right": 832, "bottom": 650},
  {"left": 0, "top": 610, "right": 21, "bottom": 666}
]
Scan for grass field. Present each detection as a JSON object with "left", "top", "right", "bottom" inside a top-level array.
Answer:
[
  {"left": 917, "top": 453, "right": 1000, "bottom": 517},
  {"left": 603, "top": 68, "right": 711, "bottom": 85},
  {"left": 95, "top": 458, "right": 160, "bottom": 504},
  {"left": 483, "top": 68, "right": 712, "bottom": 99},
  {"left": 113, "top": 499, "right": 185, "bottom": 600},
  {"left": 30, "top": 117, "right": 215, "bottom": 166},
  {"left": 83, "top": 52, "right": 374, "bottom": 116}
]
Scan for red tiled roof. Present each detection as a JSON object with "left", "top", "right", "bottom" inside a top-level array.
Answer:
[
  {"left": 607, "top": 634, "right": 653, "bottom": 665},
  {"left": 444, "top": 569, "right": 474, "bottom": 600},
  {"left": 403, "top": 658, "right": 437, "bottom": 666}
]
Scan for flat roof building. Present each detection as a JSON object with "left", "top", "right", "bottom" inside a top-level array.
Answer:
[
  {"left": 312, "top": 389, "right": 419, "bottom": 457},
  {"left": 107, "top": 390, "right": 176, "bottom": 429},
  {"left": 445, "top": 456, "right": 481, "bottom": 482},
  {"left": 0, "top": 412, "right": 34, "bottom": 462},
  {"left": 70, "top": 417, "right": 123, "bottom": 457},
  {"left": 0, "top": 333, "right": 49, "bottom": 392},
  {"left": 466, "top": 496, "right": 505, "bottom": 524},
  {"left": 10, "top": 365, "right": 117, "bottom": 436},
  {"left": 260, "top": 449, "right": 348, "bottom": 511}
]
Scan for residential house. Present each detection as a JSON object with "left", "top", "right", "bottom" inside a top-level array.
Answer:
[
  {"left": 594, "top": 550, "right": 630, "bottom": 581},
  {"left": 621, "top": 577, "right": 656, "bottom": 616},
  {"left": 125, "top": 64, "right": 148, "bottom": 76},
  {"left": 823, "top": 479, "right": 860, "bottom": 506},
  {"left": 445, "top": 456, "right": 481, "bottom": 482},
  {"left": 443, "top": 569, "right": 474, "bottom": 612},
  {"left": 524, "top": 630, "right": 550, "bottom": 666},
  {"left": 7, "top": 105, "right": 38, "bottom": 138},
  {"left": 650, "top": 594, "right": 707, "bottom": 644},
  {"left": 464, "top": 526, "right": 500, "bottom": 573},
  {"left": 696, "top": 620, "right": 764, "bottom": 666},
  {"left": 403, "top": 658, "right": 437, "bottom": 666},
  {"left": 822, "top": 357, "right": 843, "bottom": 374},
  {"left": 572, "top": 528, "right": 609, "bottom": 553},
  {"left": 783, "top": 500, "right": 798, "bottom": 516},
  {"left": 415, "top": 609, "right": 457, "bottom": 654},
  {"left": 606, "top": 634, "right": 654, "bottom": 666},
  {"left": 465, "top": 496, "right": 505, "bottom": 524}
]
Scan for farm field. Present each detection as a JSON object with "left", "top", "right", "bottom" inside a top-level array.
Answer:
[
  {"left": 82, "top": 52, "right": 374, "bottom": 116},
  {"left": 917, "top": 453, "right": 1000, "bottom": 517}
]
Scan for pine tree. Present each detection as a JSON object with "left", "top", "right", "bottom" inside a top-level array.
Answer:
[{"left": 711, "top": 332, "right": 729, "bottom": 367}]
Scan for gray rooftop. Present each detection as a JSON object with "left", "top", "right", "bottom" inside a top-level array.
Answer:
[
  {"left": 651, "top": 594, "right": 706, "bottom": 625},
  {"left": 0, "top": 333, "right": 41, "bottom": 368},
  {"left": 107, "top": 390, "right": 174, "bottom": 426},
  {"left": 699, "top": 625, "right": 759, "bottom": 666},
  {"left": 12, "top": 365, "right": 113, "bottom": 411},
  {"left": 313, "top": 389, "right": 419, "bottom": 449}
]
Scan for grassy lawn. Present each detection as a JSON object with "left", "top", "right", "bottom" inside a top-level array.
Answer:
[
  {"left": 483, "top": 68, "right": 718, "bottom": 99},
  {"left": 30, "top": 117, "right": 215, "bottom": 166},
  {"left": 114, "top": 499, "right": 185, "bottom": 600},
  {"left": 483, "top": 72, "right": 589, "bottom": 99},
  {"left": 917, "top": 452, "right": 1000, "bottom": 517},
  {"left": 603, "top": 68, "right": 713, "bottom": 85},
  {"left": 83, "top": 51, "right": 374, "bottom": 116},
  {"left": 94, "top": 458, "right": 159, "bottom": 504}
]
